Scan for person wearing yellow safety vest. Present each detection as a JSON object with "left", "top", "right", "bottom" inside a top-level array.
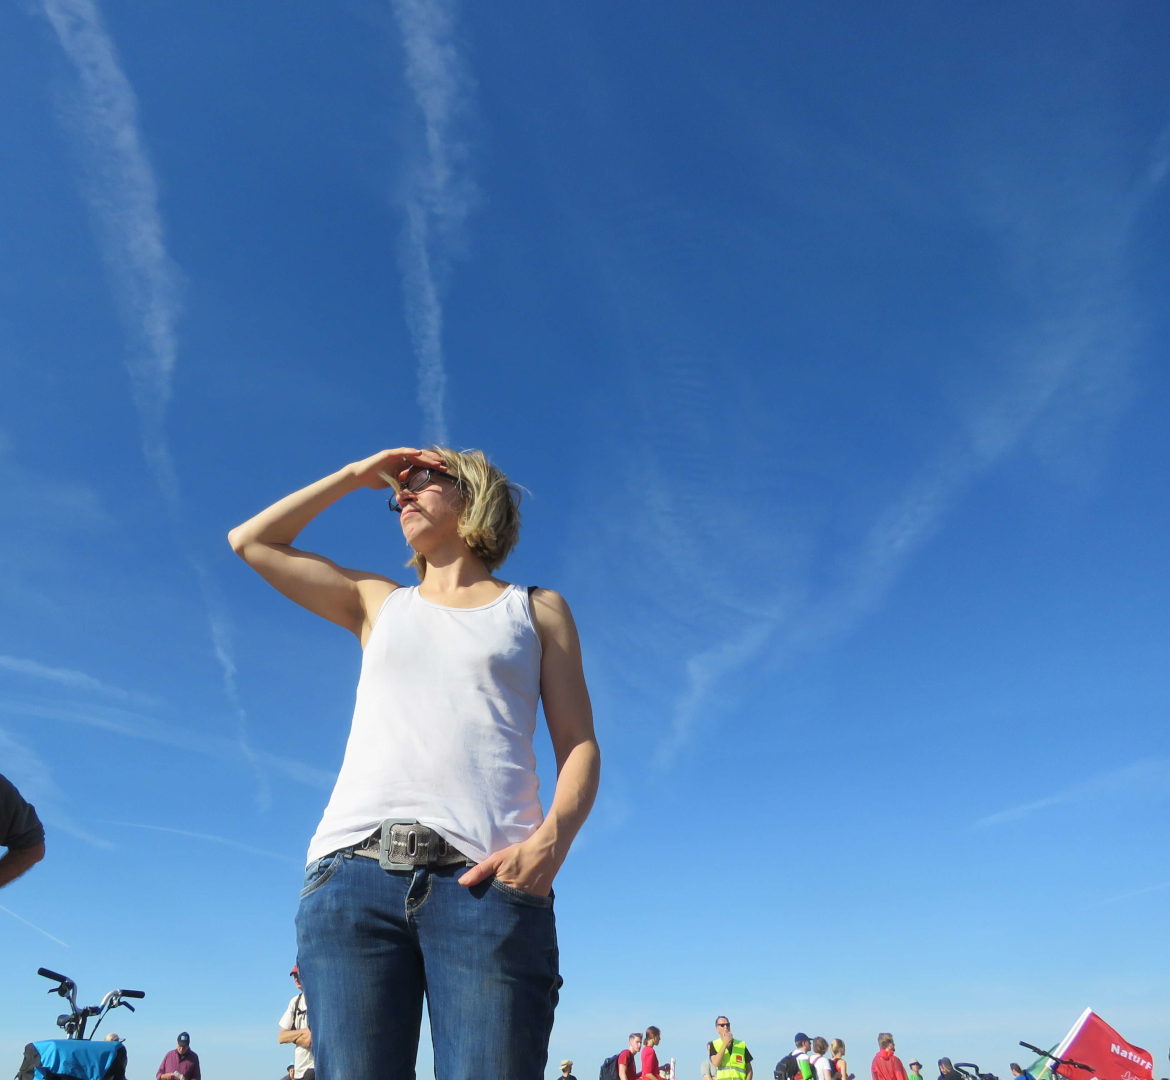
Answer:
[{"left": 709, "top": 1017, "right": 753, "bottom": 1080}]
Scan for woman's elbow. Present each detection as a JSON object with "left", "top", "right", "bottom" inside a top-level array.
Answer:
[{"left": 227, "top": 526, "right": 251, "bottom": 557}]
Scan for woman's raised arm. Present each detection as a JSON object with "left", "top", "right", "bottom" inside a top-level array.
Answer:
[{"left": 227, "top": 447, "right": 445, "bottom": 641}]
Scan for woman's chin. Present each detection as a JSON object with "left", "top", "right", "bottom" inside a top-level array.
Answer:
[
  {"left": 401, "top": 520, "right": 442, "bottom": 554},
  {"left": 400, "top": 514, "right": 426, "bottom": 540}
]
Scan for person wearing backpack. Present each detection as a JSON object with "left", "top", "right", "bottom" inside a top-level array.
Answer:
[
  {"left": 278, "top": 964, "right": 315, "bottom": 1080},
  {"left": 600, "top": 1034, "right": 642, "bottom": 1080},
  {"left": 810, "top": 1039, "right": 833, "bottom": 1080},
  {"left": 709, "top": 1017, "right": 752, "bottom": 1080},
  {"left": 795, "top": 1035, "right": 815, "bottom": 1080}
]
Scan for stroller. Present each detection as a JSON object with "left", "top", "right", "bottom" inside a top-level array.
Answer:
[{"left": 15, "top": 969, "right": 145, "bottom": 1080}]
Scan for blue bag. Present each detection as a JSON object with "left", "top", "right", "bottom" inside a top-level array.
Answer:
[{"left": 18, "top": 1041, "right": 126, "bottom": 1080}]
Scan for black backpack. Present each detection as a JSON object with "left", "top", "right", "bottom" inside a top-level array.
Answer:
[
  {"left": 600, "top": 1055, "right": 621, "bottom": 1080},
  {"left": 776, "top": 1056, "right": 802, "bottom": 1080}
]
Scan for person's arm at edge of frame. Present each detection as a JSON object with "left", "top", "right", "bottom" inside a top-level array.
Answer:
[
  {"left": 745, "top": 1055, "right": 753, "bottom": 1080},
  {"left": 459, "top": 588, "right": 600, "bottom": 896},
  {"left": 0, "top": 842, "right": 45, "bottom": 888}
]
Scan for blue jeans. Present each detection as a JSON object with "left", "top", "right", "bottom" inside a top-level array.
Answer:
[{"left": 295, "top": 849, "right": 560, "bottom": 1080}]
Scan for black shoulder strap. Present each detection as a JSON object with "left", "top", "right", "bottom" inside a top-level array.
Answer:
[{"left": 527, "top": 585, "right": 539, "bottom": 600}]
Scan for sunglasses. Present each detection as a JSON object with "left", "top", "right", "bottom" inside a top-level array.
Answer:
[{"left": 385, "top": 468, "right": 461, "bottom": 513}]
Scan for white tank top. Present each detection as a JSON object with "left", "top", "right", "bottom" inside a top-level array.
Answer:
[{"left": 305, "top": 583, "right": 545, "bottom": 866}]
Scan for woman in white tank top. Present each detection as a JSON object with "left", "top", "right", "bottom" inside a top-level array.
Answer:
[{"left": 228, "top": 446, "right": 600, "bottom": 1080}]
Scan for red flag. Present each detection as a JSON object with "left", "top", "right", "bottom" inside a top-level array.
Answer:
[{"left": 1040, "top": 1009, "right": 1154, "bottom": 1080}]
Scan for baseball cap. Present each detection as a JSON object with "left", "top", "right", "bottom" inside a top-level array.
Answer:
[
  {"left": 795, "top": 1034, "right": 810, "bottom": 1045},
  {"left": 177, "top": 1033, "right": 190, "bottom": 1046}
]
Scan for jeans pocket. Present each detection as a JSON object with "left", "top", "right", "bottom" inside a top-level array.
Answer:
[
  {"left": 300, "top": 852, "right": 342, "bottom": 898},
  {"left": 489, "top": 877, "right": 555, "bottom": 908}
]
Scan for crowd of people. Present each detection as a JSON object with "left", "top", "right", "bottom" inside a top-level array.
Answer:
[{"left": 578, "top": 1023, "right": 1037, "bottom": 1080}]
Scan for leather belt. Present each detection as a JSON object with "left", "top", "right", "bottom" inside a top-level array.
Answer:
[{"left": 352, "top": 820, "right": 471, "bottom": 869}]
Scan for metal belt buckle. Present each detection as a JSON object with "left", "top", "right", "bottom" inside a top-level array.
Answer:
[{"left": 377, "top": 819, "right": 449, "bottom": 870}]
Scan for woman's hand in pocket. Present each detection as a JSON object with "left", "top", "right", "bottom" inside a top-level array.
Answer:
[{"left": 459, "top": 835, "right": 558, "bottom": 897}]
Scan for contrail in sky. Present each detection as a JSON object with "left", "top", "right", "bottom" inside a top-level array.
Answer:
[
  {"left": 0, "top": 654, "right": 135, "bottom": 702},
  {"left": 107, "top": 822, "right": 300, "bottom": 864},
  {"left": 650, "top": 122, "right": 1169, "bottom": 768},
  {"left": 39, "top": 0, "right": 267, "bottom": 805},
  {"left": 0, "top": 904, "right": 69, "bottom": 947},
  {"left": 390, "top": 0, "right": 477, "bottom": 445}
]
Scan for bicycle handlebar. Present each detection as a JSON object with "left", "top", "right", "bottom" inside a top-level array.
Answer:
[
  {"left": 119, "top": 990, "right": 145, "bottom": 999},
  {"left": 38, "top": 968, "right": 70, "bottom": 983},
  {"left": 1017, "top": 1044, "right": 1094, "bottom": 1074}
]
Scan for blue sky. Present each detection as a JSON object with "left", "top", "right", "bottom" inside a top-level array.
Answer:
[{"left": 2, "top": 1, "right": 1169, "bottom": 1078}]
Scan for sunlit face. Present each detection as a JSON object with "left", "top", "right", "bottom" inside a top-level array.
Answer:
[
  {"left": 396, "top": 468, "right": 464, "bottom": 547},
  {"left": 630, "top": 1035, "right": 642, "bottom": 1053}
]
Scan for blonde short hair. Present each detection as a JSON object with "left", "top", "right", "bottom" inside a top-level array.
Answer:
[
  {"left": 407, "top": 447, "right": 523, "bottom": 578},
  {"left": 831, "top": 1041, "right": 846, "bottom": 1059}
]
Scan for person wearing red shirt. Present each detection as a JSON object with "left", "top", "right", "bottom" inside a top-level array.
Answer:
[
  {"left": 871, "top": 1034, "right": 907, "bottom": 1080},
  {"left": 618, "top": 1033, "right": 642, "bottom": 1080},
  {"left": 641, "top": 1027, "right": 664, "bottom": 1080}
]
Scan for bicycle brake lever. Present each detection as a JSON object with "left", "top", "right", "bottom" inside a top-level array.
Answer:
[{"left": 120, "top": 1002, "right": 136, "bottom": 1013}]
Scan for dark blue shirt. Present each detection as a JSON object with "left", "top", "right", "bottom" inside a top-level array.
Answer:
[{"left": 0, "top": 773, "right": 45, "bottom": 849}]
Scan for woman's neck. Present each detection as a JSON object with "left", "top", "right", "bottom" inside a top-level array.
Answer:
[{"left": 417, "top": 546, "right": 507, "bottom": 605}]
